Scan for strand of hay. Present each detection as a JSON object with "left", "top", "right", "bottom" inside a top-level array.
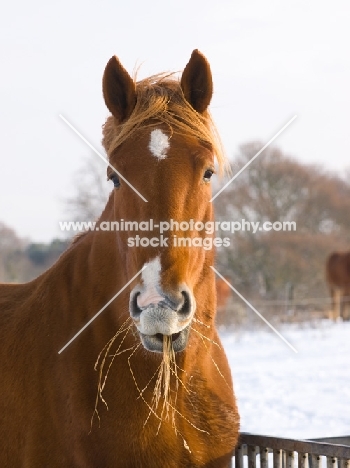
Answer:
[
  {"left": 189, "top": 325, "right": 221, "bottom": 348},
  {"left": 137, "top": 363, "right": 162, "bottom": 398},
  {"left": 195, "top": 329, "right": 231, "bottom": 390},
  {"left": 127, "top": 344, "right": 163, "bottom": 424},
  {"left": 192, "top": 317, "right": 211, "bottom": 329},
  {"left": 151, "top": 335, "right": 176, "bottom": 432},
  {"left": 93, "top": 326, "right": 213, "bottom": 452},
  {"left": 91, "top": 317, "right": 134, "bottom": 430}
]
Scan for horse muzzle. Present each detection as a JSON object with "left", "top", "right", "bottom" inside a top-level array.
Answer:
[
  {"left": 129, "top": 286, "right": 195, "bottom": 353},
  {"left": 138, "top": 325, "right": 191, "bottom": 353}
]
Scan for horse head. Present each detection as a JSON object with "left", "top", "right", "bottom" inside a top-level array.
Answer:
[{"left": 101, "top": 50, "right": 224, "bottom": 353}]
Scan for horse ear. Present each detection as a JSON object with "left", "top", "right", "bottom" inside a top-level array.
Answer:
[
  {"left": 180, "top": 49, "right": 213, "bottom": 114},
  {"left": 103, "top": 56, "right": 136, "bottom": 123}
]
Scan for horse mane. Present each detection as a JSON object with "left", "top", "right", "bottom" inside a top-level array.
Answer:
[{"left": 102, "top": 73, "right": 229, "bottom": 175}]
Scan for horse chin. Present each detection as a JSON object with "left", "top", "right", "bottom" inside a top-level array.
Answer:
[{"left": 138, "top": 325, "right": 190, "bottom": 353}]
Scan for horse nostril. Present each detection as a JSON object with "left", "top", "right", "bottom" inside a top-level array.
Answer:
[
  {"left": 178, "top": 290, "right": 191, "bottom": 318},
  {"left": 130, "top": 291, "right": 142, "bottom": 320},
  {"left": 129, "top": 287, "right": 193, "bottom": 321}
]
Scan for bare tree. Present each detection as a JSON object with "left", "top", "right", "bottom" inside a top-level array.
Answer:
[
  {"left": 0, "top": 222, "right": 70, "bottom": 283},
  {"left": 0, "top": 223, "right": 27, "bottom": 282},
  {"left": 214, "top": 142, "right": 350, "bottom": 301},
  {"left": 64, "top": 154, "right": 111, "bottom": 223}
]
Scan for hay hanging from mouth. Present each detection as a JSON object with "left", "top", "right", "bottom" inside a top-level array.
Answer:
[
  {"left": 91, "top": 324, "right": 179, "bottom": 431},
  {"left": 150, "top": 335, "right": 178, "bottom": 431},
  {"left": 144, "top": 334, "right": 210, "bottom": 449},
  {"left": 92, "top": 326, "right": 211, "bottom": 451}
]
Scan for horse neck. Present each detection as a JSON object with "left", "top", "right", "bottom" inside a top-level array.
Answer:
[{"left": 36, "top": 194, "right": 126, "bottom": 345}]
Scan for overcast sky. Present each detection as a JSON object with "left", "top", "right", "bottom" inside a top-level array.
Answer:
[{"left": 1, "top": 0, "right": 349, "bottom": 242}]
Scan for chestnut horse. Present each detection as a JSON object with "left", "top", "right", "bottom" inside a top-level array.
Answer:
[
  {"left": 216, "top": 278, "right": 232, "bottom": 325},
  {"left": 0, "top": 50, "right": 239, "bottom": 467},
  {"left": 326, "top": 251, "right": 350, "bottom": 321}
]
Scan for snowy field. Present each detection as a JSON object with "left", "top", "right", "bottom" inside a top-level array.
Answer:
[{"left": 221, "top": 320, "right": 350, "bottom": 439}]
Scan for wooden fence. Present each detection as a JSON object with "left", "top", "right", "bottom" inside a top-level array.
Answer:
[
  {"left": 232, "top": 433, "right": 350, "bottom": 468},
  {"left": 216, "top": 295, "right": 346, "bottom": 328}
]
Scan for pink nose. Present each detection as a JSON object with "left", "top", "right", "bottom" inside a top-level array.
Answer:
[
  {"left": 130, "top": 286, "right": 193, "bottom": 323},
  {"left": 136, "top": 288, "right": 164, "bottom": 308}
]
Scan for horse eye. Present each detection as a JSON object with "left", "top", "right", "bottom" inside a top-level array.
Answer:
[
  {"left": 203, "top": 169, "right": 214, "bottom": 182},
  {"left": 110, "top": 174, "right": 121, "bottom": 188}
]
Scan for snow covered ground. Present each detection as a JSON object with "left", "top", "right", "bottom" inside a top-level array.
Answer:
[{"left": 221, "top": 320, "right": 350, "bottom": 439}]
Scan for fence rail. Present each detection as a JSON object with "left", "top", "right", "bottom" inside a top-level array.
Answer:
[
  {"left": 233, "top": 433, "right": 350, "bottom": 468},
  {"left": 216, "top": 296, "right": 342, "bottom": 328}
]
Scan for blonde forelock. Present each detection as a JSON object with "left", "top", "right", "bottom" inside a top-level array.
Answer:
[{"left": 102, "top": 73, "right": 229, "bottom": 175}]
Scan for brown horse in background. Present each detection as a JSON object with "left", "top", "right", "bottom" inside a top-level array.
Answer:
[
  {"left": 216, "top": 278, "right": 232, "bottom": 310},
  {"left": 216, "top": 278, "right": 232, "bottom": 325},
  {"left": 0, "top": 50, "right": 239, "bottom": 467},
  {"left": 326, "top": 251, "right": 350, "bottom": 320}
]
